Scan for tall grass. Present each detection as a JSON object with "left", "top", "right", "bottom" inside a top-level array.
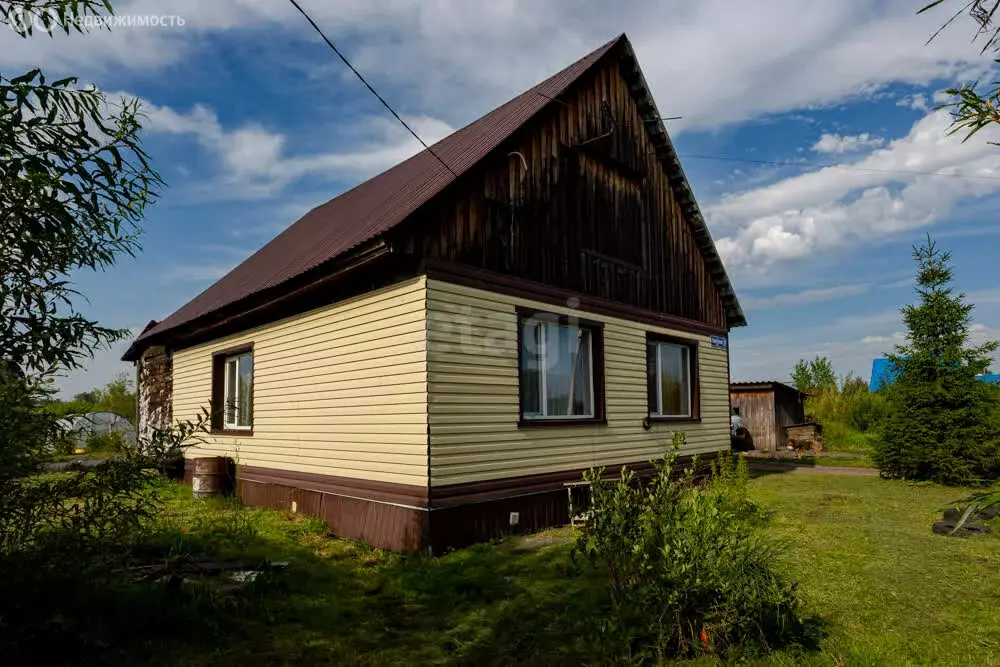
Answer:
[{"left": 804, "top": 385, "right": 889, "bottom": 453}]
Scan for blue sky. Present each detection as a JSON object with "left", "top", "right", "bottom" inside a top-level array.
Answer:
[{"left": 3, "top": 0, "right": 998, "bottom": 396}]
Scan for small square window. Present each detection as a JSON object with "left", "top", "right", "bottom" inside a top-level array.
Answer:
[
  {"left": 647, "top": 335, "right": 699, "bottom": 421},
  {"left": 518, "top": 311, "right": 604, "bottom": 424},
  {"left": 212, "top": 346, "right": 254, "bottom": 432}
]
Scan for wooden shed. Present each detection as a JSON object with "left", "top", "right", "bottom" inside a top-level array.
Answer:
[{"left": 729, "top": 382, "right": 806, "bottom": 453}]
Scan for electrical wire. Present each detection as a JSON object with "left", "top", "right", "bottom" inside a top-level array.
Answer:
[
  {"left": 674, "top": 152, "right": 1000, "bottom": 182},
  {"left": 286, "top": 0, "right": 458, "bottom": 177},
  {"left": 289, "top": 0, "right": 997, "bottom": 185}
]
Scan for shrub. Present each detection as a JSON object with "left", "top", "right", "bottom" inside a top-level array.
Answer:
[
  {"left": 574, "top": 435, "right": 806, "bottom": 662},
  {"left": 801, "top": 384, "right": 887, "bottom": 452},
  {"left": 84, "top": 430, "right": 126, "bottom": 454},
  {"left": 847, "top": 391, "right": 889, "bottom": 433},
  {"left": 0, "top": 378, "right": 210, "bottom": 657},
  {"left": 840, "top": 373, "right": 869, "bottom": 399}
]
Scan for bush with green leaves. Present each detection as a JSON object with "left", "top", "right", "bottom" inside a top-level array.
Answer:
[
  {"left": 872, "top": 236, "right": 1000, "bottom": 484},
  {"left": 43, "top": 372, "right": 137, "bottom": 423},
  {"left": 799, "top": 381, "right": 887, "bottom": 452},
  {"left": 792, "top": 356, "right": 837, "bottom": 393},
  {"left": 84, "top": 429, "right": 124, "bottom": 453},
  {"left": 574, "top": 435, "right": 806, "bottom": 662},
  {"left": 0, "top": 0, "right": 218, "bottom": 654},
  {"left": 846, "top": 390, "right": 889, "bottom": 433}
]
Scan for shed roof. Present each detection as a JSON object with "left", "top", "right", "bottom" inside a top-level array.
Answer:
[
  {"left": 126, "top": 34, "right": 744, "bottom": 360},
  {"left": 730, "top": 381, "right": 804, "bottom": 395}
]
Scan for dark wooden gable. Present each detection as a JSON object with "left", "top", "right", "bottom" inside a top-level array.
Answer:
[{"left": 392, "top": 53, "right": 727, "bottom": 329}]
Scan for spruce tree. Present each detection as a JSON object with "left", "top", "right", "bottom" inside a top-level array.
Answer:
[{"left": 873, "top": 235, "right": 1000, "bottom": 484}]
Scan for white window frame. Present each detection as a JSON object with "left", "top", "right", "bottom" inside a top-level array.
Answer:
[
  {"left": 651, "top": 342, "right": 692, "bottom": 419},
  {"left": 223, "top": 352, "right": 253, "bottom": 430},
  {"left": 521, "top": 320, "right": 596, "bottom": 421}
]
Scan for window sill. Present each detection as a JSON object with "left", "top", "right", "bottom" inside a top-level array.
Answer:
[
  {"left": 645, "top": 415, "right": 702, "bottom": 424},
  {"left": 210, "top": 427, "right": 254, "bottom": 437},
  {"left": 518, "top": 417, "right": 607, "bottom": 428}
]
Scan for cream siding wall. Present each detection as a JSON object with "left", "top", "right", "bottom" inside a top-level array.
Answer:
[
  {"left": 172, "top": 277, "right": 429, "bottom": 486},
  {"left": 427, "top": 279, "right": 730, "bottom": 486}
]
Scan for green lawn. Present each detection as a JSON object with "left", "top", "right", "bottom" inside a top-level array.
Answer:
[
  {"left": 750, "top": 474, "right": 1000, "bottom": 666},
  {"left": 84, "top": 474, "right": 1000, "bottom": 665},
  {"left": 817, "top": 425, "right": 880, "bottom": 455},
  {"left": 814, "top": 453, "right": 875, "bottom": 468}
]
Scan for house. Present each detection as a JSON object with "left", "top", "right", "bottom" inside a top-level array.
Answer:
[
  {"left": 729, "top": 382, "right": 807, "bottom": 454},
  {"left": 870, "top": 357, "right": 1000, "bottom": 391},
  {"left": 123, "top": 34, "right": 746, "bottom": 553}
]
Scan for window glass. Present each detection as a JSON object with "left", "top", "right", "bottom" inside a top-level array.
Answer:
[
  {"left": 659, "top": 344, "right": 689, "bottom": 416},
  {"left": 237, "top": 352, "right": 253, "bottom": 427},
  {"left": 519, "top": 319, "right": 594, "bottom": 419},
  {"left": 221, "top": 351, "right": 253, "bottom": 429},
  {"left": 651, "top": 342, "right": 692, "bottom": 417},
  {"left": 520, "top": 323, "right": 542, "bottom": 416},
  {"left": 225, "top": 358, "right": 238, "bottom": 425}
]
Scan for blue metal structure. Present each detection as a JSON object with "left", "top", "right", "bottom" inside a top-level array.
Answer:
[
  {"left": 870, "top": 358, "right": 1000, "bottom": 390},
  {"left": 869, "top": 358, "right": 897, "bottom": 391}
]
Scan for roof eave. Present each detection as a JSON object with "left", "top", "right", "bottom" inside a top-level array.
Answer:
[
  {"left": 618, "top": 40, "right": 746, "bottom": 330},
  {"left": 122, "top": 240, "right": 394, "bottom": 361}
]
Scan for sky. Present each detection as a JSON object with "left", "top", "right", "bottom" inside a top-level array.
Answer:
[{"left": 3, "top": 0, "right": 999, "bottom": 396}]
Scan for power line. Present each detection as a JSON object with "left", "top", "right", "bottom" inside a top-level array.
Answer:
[
  {"left": 675, "top": 153, "right": 1000, "bottom": 182},
  {"left": 285, "top": 1, "right": 997, "bottom": 186},
  {"left": 286, "top": 0, "right": 458, "bottom": 177}
]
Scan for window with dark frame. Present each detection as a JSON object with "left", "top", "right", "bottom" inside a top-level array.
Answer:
[
  {"left": 518, "top": 310, "right": 604, "bottom": 424},
  {"left": 646, "top": 334, "right": 700, "bottom": 421},
  {"left": 211, "top": 345, "right": 254, "bottom": 432}
]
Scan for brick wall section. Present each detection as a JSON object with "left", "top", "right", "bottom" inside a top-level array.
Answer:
[{"left": 137, "top": 345, "right": 173, "bottom": 441}]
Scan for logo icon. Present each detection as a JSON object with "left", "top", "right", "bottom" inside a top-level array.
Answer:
[{"left": 6, "top": 6, "right": 58, "bottom": 35}]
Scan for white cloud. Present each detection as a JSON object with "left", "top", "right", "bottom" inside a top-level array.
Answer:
[
  {"left": 860, "top": 333, "right": 902, "bottom": 344},
  {"left": 135, "top": 97, "right": 454, "bottom": 199},
  {"left": 970, "top": 322, "right": 1000, "bottom": 347},
  {"left": 0, "top": 0, "right": 993, "bottom": 135},
  {"left": 933, "top": 90, "right": 954, "bottom": 104},
  {"left": 742, "top": 283, "right": 871, "bottom": 310},
  {"left": 897, "top": 93, "right": 930, "bottom": 111},
  {"left": 710, "top": 109, "right": 1000, "bottom": 269},
  {"left": 812, "top": 132, "right": 885, "bottom": 154}
]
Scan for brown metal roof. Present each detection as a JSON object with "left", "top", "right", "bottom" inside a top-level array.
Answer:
[{"left": 130, "top": 33, "right": 744, "bottom": 356}]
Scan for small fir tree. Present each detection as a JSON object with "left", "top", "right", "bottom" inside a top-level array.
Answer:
[{"left": 873, "top": 235, "right": 1000, "bottom": 484}]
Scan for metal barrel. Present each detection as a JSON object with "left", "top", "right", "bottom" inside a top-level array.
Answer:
[{"left": 191, "top": 457, "right": 233, "bottom": 498}]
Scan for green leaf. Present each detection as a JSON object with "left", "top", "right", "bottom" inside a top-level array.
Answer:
[{"left": 917, "top": 0, "right": 947, "bottom": 14}]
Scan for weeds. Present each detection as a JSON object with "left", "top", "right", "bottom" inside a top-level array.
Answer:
[{"left": 805, "top": 388, "right": 888, "bottom": 452}]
